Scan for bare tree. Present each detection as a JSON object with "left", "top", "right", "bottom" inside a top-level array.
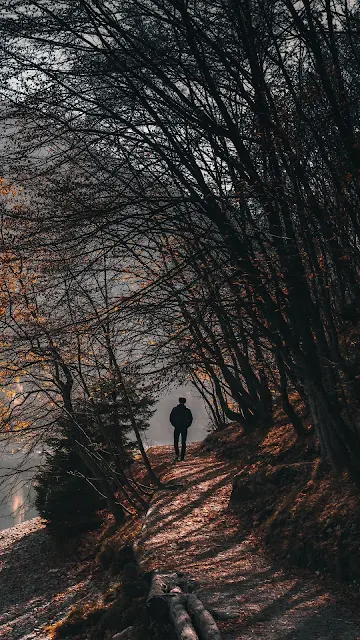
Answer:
[{"left": 1, "top": 0, "right": 360, "bottom": 482}]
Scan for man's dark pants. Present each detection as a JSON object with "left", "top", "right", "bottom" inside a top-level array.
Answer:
[{"left": 174, "top": 426, "right": 188, "bottom": 460}]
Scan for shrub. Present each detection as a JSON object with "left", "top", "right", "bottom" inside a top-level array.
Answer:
[{"left": 35, "top": 435, "right": 106, "bottom": 539}]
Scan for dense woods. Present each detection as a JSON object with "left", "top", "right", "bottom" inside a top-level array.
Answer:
[{"left": 0, "top": 0, "right": 360, "bottom": 512}]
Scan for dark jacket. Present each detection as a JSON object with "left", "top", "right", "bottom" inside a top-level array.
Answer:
[{"left": 170, "top": 404, "right": 193, "bottom": 429}]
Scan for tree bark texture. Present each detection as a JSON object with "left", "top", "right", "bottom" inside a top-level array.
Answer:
[
  {"left": 170, "top": 595, "right": 199, "bottom": 640},
  {"left": 146, "top": 571, "right": 179, "bottom": 620},
  {"left": 187, "top": 594, "right": 221, "bottom": 640}
]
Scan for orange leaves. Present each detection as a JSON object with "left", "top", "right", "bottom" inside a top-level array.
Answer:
[
  {"left": 4, "top": 388, "right": 16, "bottom": 399},
  {"left": 0, "top": 177, "right": 18, "bottom": 198},
  {"left": 0, "top": 401, "right": 10, "bottom": 423},
  {"left": 194, "top": 369, "right": 211, "bottom": 382},
  {"left": 11, "top": 420, "right": 31, "bottom": 431}
]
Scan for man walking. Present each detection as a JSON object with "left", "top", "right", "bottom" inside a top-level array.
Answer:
[{"left": 170, "top": 397, "right": 193, "bottom": 461}]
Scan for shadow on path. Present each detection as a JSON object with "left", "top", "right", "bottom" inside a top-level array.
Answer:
[
  {"left": 140, "top": 444, "right": 360, "bottom": 640},
  {"left": 0, "top": 522, "right": 94, "bottom": 639}
]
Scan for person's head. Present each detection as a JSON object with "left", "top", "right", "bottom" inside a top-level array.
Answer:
[{"left": 179, "top": 397, "right": 186, "bottom": 404}]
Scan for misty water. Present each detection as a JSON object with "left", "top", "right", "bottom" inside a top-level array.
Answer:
[
  {"left": 0, "top": 387, "right": 209, "bottom": 531},
  {"left": 0, "top": 446, "right": 41, "bottom": 531}
]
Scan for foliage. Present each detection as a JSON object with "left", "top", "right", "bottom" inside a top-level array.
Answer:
[
  {"left": 34, "top": 368, "right": 156, "bottom": 536},
  {"left": 85, "top": 370, "right": 157, "bottom": 464},
  {"left": 0, "top": 0, "right": 360, "bottom": 488},
  {"left": 34, "top": 434, "right": 106, "bottom": 539}
]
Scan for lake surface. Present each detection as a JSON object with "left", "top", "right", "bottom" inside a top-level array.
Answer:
[{"left": 0, "top": 448, "right": 41, "bottom": 531}]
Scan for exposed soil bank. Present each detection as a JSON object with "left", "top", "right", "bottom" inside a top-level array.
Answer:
[{"left": 202, "top": 416, "right": 360, "bottom": 585}]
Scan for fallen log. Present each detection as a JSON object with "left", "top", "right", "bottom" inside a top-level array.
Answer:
[
  {"left": 146, "top": 571, "right": 179, "bottom": 619},
  {"left": 170, "top": 594, "right": 199, "bottom": 640},
  {"left": 208, "top": 607, "right": 238, "bottom": 621},
  {"left": 187, "top": 594, "right": 221, "bottom": 640}
]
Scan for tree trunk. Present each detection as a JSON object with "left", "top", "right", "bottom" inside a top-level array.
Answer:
[
  {"left": 147, "top": 571, "right": 179, "bottom": 620},
  {"left": 187, "top": 594, "right": 221, "bottom": 640},
  {"left": 169, "top": 595, "right": 198, "bottom": 640},
  {"left": 108, "top": 344, "right": 161, "bottom": 487},
  {"left": 277, "top": 355, "right": 307, "bottom": 437},
  {"left": 74, "top": 443, "right": 126, "bottom": 524},
  {"left": 304, "top": 378, "right": 360, "bottom": 486}
]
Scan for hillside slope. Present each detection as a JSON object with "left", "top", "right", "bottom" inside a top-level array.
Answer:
[
  {"left": 136, "top": 443, "right": 360, "bottom": 639},
  {"left": 2, "top": 431, "right": 360, "bottom": 640},
  {"left": 202, "top": 416, "right": 360, "bottom": 583}
]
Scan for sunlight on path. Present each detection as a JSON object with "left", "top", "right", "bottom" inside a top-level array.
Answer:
[
  {"left": 140, "top": 444, "right": 360, "bottom": 640},
  {"left": 0, "top": 519, "right": 98, "bottom": 640}
]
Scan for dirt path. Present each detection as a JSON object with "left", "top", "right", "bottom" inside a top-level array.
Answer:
[
  {"left": 140, "top": 444, "right": 360, "bottom": 640},
  {"left": 0, "top": 519, "right": 105, "bottom": 640}
]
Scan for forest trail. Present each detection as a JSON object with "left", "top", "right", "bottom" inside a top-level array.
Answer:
[{"left": 140, "top": 443, "right": 360, "bottom": 640}]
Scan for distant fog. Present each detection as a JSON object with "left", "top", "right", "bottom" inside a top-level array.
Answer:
[{"left": 146, "top": 384, "right": 210, "bottom": 447}]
